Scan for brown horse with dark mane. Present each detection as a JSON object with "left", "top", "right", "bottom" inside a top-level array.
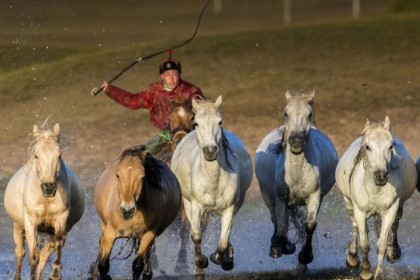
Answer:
[
  {"left": 94, "top": 145, "right": 181, "bottom": 280},
  {"left": 155, "top": 99, "right": 195, "bottom": 165}
]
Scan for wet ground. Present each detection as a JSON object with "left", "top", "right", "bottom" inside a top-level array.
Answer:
[{"left": 1, "top": 183, "right": 420, "bottom": 280}]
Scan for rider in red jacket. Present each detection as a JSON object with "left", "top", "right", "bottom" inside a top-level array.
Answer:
[{"left": 101, "top": 55, "right": 204, "bottom": 154}]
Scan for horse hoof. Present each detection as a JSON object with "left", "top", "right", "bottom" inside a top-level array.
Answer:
[
  {"left": 269, "top": 246, "right": 283, "bottom": 258},
  {"left": 360, "top": 270, "right": 373, "bottom": 280},
  {"left": 99, "top": 275, "right": 112, "bottom": 280},
  {"left": 386, "top": 246, "right": 401, "bottom": 263},
  {"left": 283, "top": 241, "right": 296, "bottom": 255},
  {"left": 346, "top": 255, "right": 360, "bottom": 268},
  {"left": 142, "top": 271, "right": 153, "bottom": 280},
  {"left": 298, "top": 250, "right": 313, "bottom": 265},
  {"left": 222, "top": 260, "right": 234, "bottom": 271},
  {"left": 210, "top": 252, "right": 222, "bottom": 265},
  {"left": 195, "top": 255, "right": 208, "bottom": 269}
]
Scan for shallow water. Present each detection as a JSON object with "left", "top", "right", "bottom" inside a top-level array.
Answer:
[{"left": 1, "top": 183, "right": 420, "bottom": 279}]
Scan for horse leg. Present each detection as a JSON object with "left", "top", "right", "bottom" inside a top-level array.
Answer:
[
  {"left": 210, "top": 206, "right": 234, "bottom": 270},
  {"left": 270, "top": 199, "right": 295, "bottom": 258},
  {"left": 24, "top": 220, "right": 39, "bottom": 280},
  {"left": 298, "top": 191, "right": 320, "bottom": 265},
  {"left": 343, "top": 197, "right": 360, "bottom": 268},
  {"left": 36, "top": 236, "right": 56, "bottom": 280},
  {"left": 12, "top": 223, "right": 25, "bottom": 280},
  {"left": 97, "top": 228, "right": 116, "bottom": 280},
  {"left": 48, "top": 234, "right": 66, "bottom": 280},
  {"left": 142, "top": 245, "right": 153, "bottom": 280},
  {"left": 133, "top": 231, "right": 155, "bottom": 280},
  {"left": 374, "top": 202, "right": 399, "bottom": 280},
  {"left": 190, "top": 201, "right": 208, "bottom": 279},
  {"left": 354, "top": 207, "right": 372, "bottom": 280},
  {"left": 386, "top": 205, "right": 403, "bottom": 263}
]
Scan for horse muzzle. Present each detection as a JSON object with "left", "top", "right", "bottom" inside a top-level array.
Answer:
[
  {"left": 41, "top": 182, "right": 58, "bottom": 197},
  {"left": 374, "top": 170, "right": 389, "bottom": 186},
  {"left": 119, "top": 206, "right": 136, "bottom": 220},
  {"left": 288, "top": 133, "right": 306, "bottom": 154},
  {"left": 203, "top": 145, "right": 218, "bottom": 161}
]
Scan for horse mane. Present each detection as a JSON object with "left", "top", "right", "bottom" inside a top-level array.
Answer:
[
  {"left": 221, "top": 129, "right": 235, "bottom": 170},
  {"left": 120, "top": 145, "right": 164, "bottom": 191},
  {"left": 349, "top": 121, "right": 388, "bottom": 184},
  {"left": 191, "top": 96, "right": 217, "bottom": 113}
]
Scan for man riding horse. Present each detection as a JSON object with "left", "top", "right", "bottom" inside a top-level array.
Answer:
[{"left": 100, "top": 51, "right": 205, "bottom": 158}]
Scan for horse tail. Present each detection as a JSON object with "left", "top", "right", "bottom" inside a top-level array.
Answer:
[{"left": 288, "top": 206, "right": 306, "bottom": 244}]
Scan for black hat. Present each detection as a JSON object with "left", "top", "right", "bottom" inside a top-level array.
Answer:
[{"left": 159, "top": 60, "right": 182, "bottom": 74}]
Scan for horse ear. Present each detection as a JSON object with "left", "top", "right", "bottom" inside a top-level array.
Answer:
[
  {"left": 192, "top": 96, "right": 199, "bottom": 113},
  {"left": 361, "top": 119, "right": 370, "bottom": 134},
  {"left": 53, "top": 123, "right": 60, "bottom": 135},
  {"left": 384, "top": 116, "right": 391, "bottom": 130},
  {"left": 33, "top": 125, "right": 39, "bottom": 134},
  {"left": 307, "top": 90, "right": 315, "bottom": 103},
  {"left": 215, "top": 95, "right": 222, "bottom": 109},
  {"left": 285, "top": 91, "right": 292, "bottom": 100}
]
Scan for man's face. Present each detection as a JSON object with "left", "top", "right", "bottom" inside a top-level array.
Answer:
[{"left": 161, "top": 70, "right": 180, "bottom": 91}]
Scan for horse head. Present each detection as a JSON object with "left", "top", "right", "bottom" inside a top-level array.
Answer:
[
  {"left": 30, "top": 122, "right": 62, "bottom": 197},
  {"left": 283, "top": 90, "right": 315, "bottom": 154},
  {"left": 192, "top": 95, "right": 223, "bottom": 161},
  {"left": 360, "top": 116, "right": 394, "bottom": 186},
  {"left": 117, "top": 146, "right": 147, "bottom": 220},
  {"left": 168, "top": 98, "right": 195, "bottom": 146},
  {"left": 117, "top": 145, "right": 164, "bottom": 220}
]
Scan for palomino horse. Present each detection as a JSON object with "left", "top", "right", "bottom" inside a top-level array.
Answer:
[
  {"left": 171, "top": 96, "right": 253, "bottom": 279},
  {"left": 94, "top": 145, "right": 181, "bottom": 280},
  {"left": 154, "top": 99, "right": 195, "bottom": 165},
  {"left": 335, "top": 116, "right": 417, "bottom": 280},
  {"left": 255, "top": 91, "right": 338, "bottom": 265},
  {"left": 4, "top": 122, "right": 85, "bottom": 280}
]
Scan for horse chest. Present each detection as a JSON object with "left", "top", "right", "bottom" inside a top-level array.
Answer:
[
  {"left": 116, "top": 214, "right": 147, "bottom": 237},
  {"left": 193, "top": 176, "right": 237, "bottom": 209},
  {"left": 283, "top": 161, "right": 318, "bottom": 202},
  {"left": 354, "top": 184, "right": 398, "bottom": 214},
  {"left": 25, "top": 197, "right": 68, "bottom": 220}
]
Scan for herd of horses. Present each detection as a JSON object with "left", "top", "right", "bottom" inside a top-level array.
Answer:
[{"left": 3, "top": 91, "right": 420, "bottom": 280}]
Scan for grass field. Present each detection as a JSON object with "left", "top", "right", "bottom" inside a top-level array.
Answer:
[{"left": 0, "top": 0, "right": 419, "bottom": 188}]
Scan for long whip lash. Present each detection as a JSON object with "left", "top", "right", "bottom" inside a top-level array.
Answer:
[{"left": 91, "top": 0, "right": 212, "bottom": 96}]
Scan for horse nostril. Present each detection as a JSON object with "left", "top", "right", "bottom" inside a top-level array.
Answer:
[
  {"left": 203, "top": 145, "right": 218, "bottom": 161},
  {"left": 374, "top": 170, "right": 389, "bottom": 186},
  {"left": 119, "top": 206, "right": 135, "bottom": 220},
  {"left": 42, "top": 183, "right": 56, "bottom": 191},
  {"left": 41, "top": 182, "right": 57, "bottom": 197}
]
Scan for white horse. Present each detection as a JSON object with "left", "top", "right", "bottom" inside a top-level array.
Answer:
[
  {"left": 255, "top": 91, "right": 338, "bottom": 264},
  {"left": 335, "top": 116, "right": 417, "bottom": 280},
  {"left": 4, "top": 122, "right": 85, "bottom": 280},
  {"left": 171, "top": 95, "right": 253, "bottom": 279}
]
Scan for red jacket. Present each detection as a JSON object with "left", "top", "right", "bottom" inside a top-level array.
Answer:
[{"left": 105, "top": 79, "right": 204, "bottom": 130}]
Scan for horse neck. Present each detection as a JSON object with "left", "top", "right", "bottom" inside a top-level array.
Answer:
[{"left": 284, "top": 145, "right": 307, "bottom": 180}]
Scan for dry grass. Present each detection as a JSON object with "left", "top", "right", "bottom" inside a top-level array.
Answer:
[{"left": 0, "top": 1, "right": 419, "bottom": 191}]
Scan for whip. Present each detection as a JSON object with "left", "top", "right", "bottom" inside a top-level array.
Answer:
[{"left": 91, "top": 0, "right": 212, "bottom": 96}]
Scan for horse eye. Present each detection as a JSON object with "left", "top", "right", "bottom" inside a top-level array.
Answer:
[
  {"left": 116, "top": 174, "right": 120, "bottom": 180},
  {"left": 308, "top": 112, "right": 313, "bottom": 119},
  {"left": 389, "top": 144, "right": 394, "bottom": 150},
  {"left": 34, "top": 155, "right": 38, "bottom": 159},
  {"left": 192, "top": 122, "right": 198, "bottom": 128},
  {"left": 284, "top": 112, "right": 288, "bottom": 118},
  {"left": 366, "top": 145, "right": 371, "bottom": 151},
  {"left": 219, "top": 120, "right": 223, "bottom": 126}
]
